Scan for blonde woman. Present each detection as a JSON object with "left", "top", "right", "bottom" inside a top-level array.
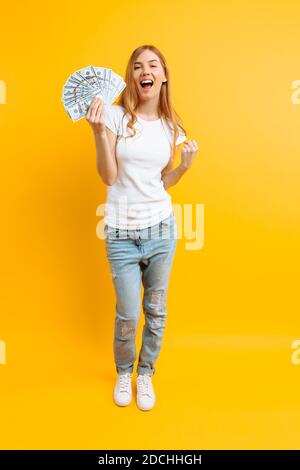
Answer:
[{"left": 86, "top": 45, "right": 198, "bottom": 411}]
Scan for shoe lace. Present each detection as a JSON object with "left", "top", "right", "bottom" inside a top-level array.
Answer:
[
  {"left": 137, "top": 374, "right": 152, "bottom": 397},
  {"left": 119, "top": 373, "right": 132, "bottom": 392}
]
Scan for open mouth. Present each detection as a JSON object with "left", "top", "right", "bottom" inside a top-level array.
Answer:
[{"left": 140, "top": 79, "right": 154, "bottom": 89}]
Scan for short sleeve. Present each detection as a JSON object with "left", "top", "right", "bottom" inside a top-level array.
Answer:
[
  {"left": 176, "top": 131, "right": 187, "bottom": 146},
  {"left": 162, "top": 118, "right": 187, "bottom": 146},
  {"left": 103, "top": 104, "right": 122, "bottom": 136}
]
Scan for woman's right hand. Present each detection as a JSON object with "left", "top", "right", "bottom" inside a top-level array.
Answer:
[{"left": 86, "top": 96, "right": 106, "bottom": 134}]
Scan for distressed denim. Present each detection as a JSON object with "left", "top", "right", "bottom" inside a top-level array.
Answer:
[{"left": 104, "top": 211, "right": 178, "bottom": 377}]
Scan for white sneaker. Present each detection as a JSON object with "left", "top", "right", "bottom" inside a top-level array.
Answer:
[
  {"left": 136, "top": 374, "right": 156, "bottom": 411},
  {"left": 114, "top": 372, "right": 133, "bottom": 406}
]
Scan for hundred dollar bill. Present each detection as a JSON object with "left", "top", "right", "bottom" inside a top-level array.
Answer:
[{"left": 62, "top": 65, "right": 126, "bottom": 122}]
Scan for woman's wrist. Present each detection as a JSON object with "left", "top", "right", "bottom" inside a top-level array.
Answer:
[
  {"left": 93, "top": 127, "right": 107, "bottom": 139},
  {"left": 178, "top": 161, "right": 190, "bottom": 172}
]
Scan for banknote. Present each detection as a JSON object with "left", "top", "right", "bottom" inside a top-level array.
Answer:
[{"left": 62, "top": 65, "right": 126, "bottom": 121}]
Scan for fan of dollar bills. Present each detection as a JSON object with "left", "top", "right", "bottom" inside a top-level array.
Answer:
[{"left": 62, "top": 65, "right": 126, "bottom": 122}]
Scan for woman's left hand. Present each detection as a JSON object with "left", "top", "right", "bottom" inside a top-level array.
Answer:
[{"left": 180, "top": 140, "right": 199, "bottom": 169}]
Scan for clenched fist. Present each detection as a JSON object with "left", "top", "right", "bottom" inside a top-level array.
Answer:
[{"left": 180, "top": 140, "right": 199, "bottom": 169}]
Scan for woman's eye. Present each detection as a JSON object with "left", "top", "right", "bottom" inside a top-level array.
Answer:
[{"left": 134, "top": 65, "right": 157, "bottom": 70}]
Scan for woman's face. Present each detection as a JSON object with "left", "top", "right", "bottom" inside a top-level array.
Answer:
[{"left": 133, "top": 50, "right": 167, "bottom": 100}]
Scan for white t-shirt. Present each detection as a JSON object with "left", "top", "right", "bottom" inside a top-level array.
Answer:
[{"left": 102, "top": 104, "right": 187, "bottom": 229}]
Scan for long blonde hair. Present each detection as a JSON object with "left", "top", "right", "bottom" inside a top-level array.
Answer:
[{"left": 116, "top": 45, "right": 187, "bottom": 176}]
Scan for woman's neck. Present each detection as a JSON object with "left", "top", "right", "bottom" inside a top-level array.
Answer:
[{"left": 136, "top": 100, "right": 160, "bottom": 120}]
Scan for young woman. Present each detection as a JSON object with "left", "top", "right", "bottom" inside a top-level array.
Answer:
[{"left": 86, "top": 45, "right": 198, "bottom": 411}]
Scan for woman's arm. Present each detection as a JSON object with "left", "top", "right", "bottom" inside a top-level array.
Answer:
[
  {"left": 93, "top": 128, "right": 118, "bottom": 185},
  {"left": 162, "top": 140, "right": 199, "bottom": 190},
  {"left": 162, "top": 162, "right": 189, "bottom": 190},
  {"left": 86, "top": 97, "right": 118, "bottom": 186}
]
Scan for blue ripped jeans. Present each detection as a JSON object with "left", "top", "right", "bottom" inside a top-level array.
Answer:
[{"left": 104, "top": 211, "right": 178, "bottom": 377}]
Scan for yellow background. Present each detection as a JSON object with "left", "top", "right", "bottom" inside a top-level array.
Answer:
[{"left": 1, "top": 0, "right": 300, "bottom": 449}]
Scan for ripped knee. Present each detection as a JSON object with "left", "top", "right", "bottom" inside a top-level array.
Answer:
[
  {"left": 115, "top": 318, "right": 137, "bottom": 340},
  {"left": 144, "top": 289, "right": 166, "bottom": 315}
]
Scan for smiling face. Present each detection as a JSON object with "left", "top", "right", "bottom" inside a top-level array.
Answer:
[{"left": 133, "top": 50, "right": 167, "bottom": 100}]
